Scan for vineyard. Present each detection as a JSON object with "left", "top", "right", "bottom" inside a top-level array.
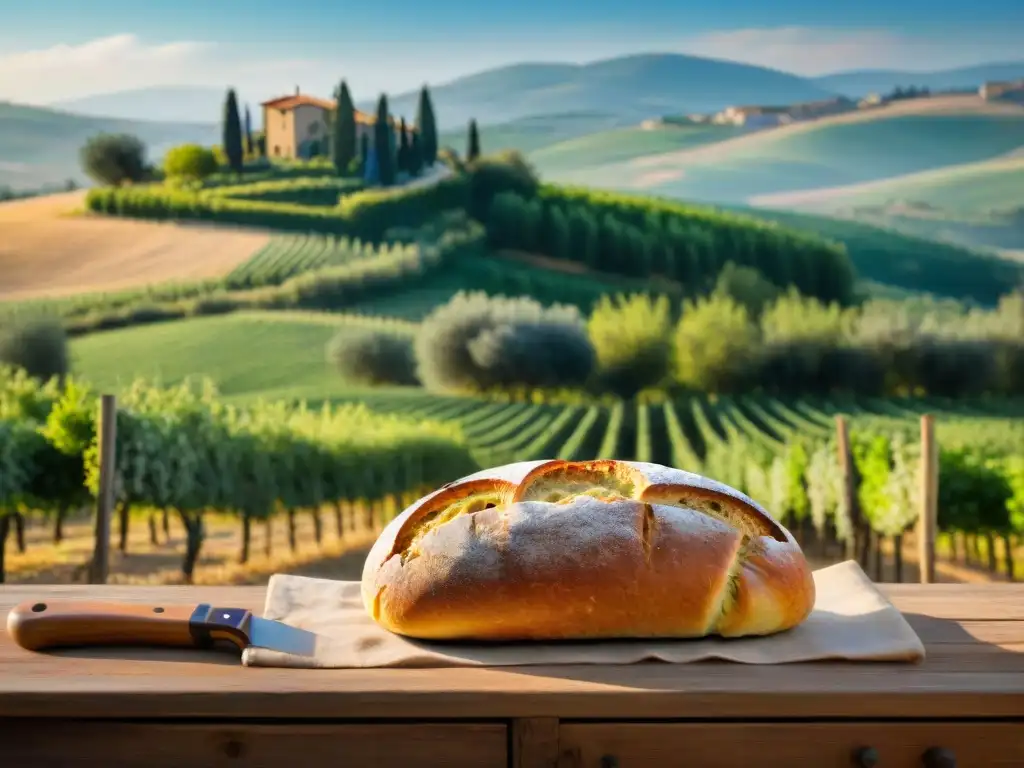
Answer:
[
  {"left": 224, "top": 234, "right": 416, "bottom": 288},
  {"left": 343, "top": 389, "right": 1024, "bottom": 581},
  {"left": 2, "top": 366, "right": 1023, "bottom": 585},
  {"left": 0, "top": 368, "right": 477, "bottom": 584}
]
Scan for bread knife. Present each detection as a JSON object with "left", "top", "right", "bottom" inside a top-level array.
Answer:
[{"left": 6, "top": 598, "right": 317, "bottom": 658}]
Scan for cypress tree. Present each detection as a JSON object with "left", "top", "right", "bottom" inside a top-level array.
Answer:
[
  {"left": 222, "top": 88, "right": 244, "bottom": 174},
  {"left": 466, "top": 118, "right": 481, "bottom": 162},
  {"left": 397, "top": 117, "right": 410, "bottom": 174},
  {"left": 360, "top": 133, "right": 369, "bottom": 170},
  {"left": 414, "top": 84, "right": 438, "bottom": 166},
  {"left": 331, "top": 80, "right": 357, "bottom": 174},
  {"left": 409, "top": 131, "right": 424, "bottom": 176},
  {"left": 373, "top": 94, "right": 395, "bottom": 186},
  {"left": 244, "top": 105, "right": 253, "bottom": 156}
]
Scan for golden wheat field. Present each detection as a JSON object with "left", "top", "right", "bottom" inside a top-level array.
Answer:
[{"left": 0, "top": 191, "right": 269, "bottom": 302}]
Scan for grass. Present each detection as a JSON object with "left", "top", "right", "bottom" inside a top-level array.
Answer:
[
  {"left": 69, "top": 311, "right": 416, "bottom": 401},
  {"left": 529, "top": 123, "right": 742, "bottom": 175}
]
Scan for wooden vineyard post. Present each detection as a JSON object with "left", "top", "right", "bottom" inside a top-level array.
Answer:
[
  {"left": 88, "top": 394, "right": 117, "bottom": 585},
  {"left": 835, "top": 415, "right": 860, "bottom": 564},
  {"left": 918, "top": 414, "right": 938, "bottom": 585}
]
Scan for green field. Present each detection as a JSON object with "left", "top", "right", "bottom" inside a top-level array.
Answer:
[
  {"left": 553, "top": 114, "right": 1024, "bottom": 205},
  {"left": 529, "top": 124, "right": 742, "bottom": 175},
  {"left": 763, "top": 155, "right": 1024, "bottom": 220},
  {"left": 69, "top": 311, "right": 416, "bottom": 403}
]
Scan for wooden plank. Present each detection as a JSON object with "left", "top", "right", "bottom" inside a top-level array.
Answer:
[
  {"left": 0, "top": 722, "right": 508, "bottom": 768},
  {"left": 1, "top": 585, "right": 1023, "bottom": 720},
  {"left": 559, "top": 722, "right": 1024, "bottom": 767},
  {"left": 512, "top": 717, "right": 560, "bottom": 768},
  {"left": 5, "top": 582, "right": 1023, "bottom": 621}
]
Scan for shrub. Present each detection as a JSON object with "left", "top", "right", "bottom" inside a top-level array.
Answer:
[
  {"left": 0, "top": 317, "right": 69, "bottom": 381},
  {"left": 80, "top": 133, "right": 149, "bottom": 186},
  {"left": 414, "top": 291, "right": 596, "bottom": 393},
  {"left": 327, "top": 328, "right": 418, "bottom": 386},
  {"left": 760, "top": 287, "right": 851, "bottom": 345},
  {"left": 163, "top": 144, "right": 219, "bottom": 181},
  {"left": 712, "top": 263, "right": 782, "bottom": 319},
  {"left": 672, "top": 294, "right": 758, "bottom": 392},
  {"left": 587, "top": 294, "right": 673, "bottom": 397},
  {"left": 465, "top": 151, "right": 539, "bottom": 221}
]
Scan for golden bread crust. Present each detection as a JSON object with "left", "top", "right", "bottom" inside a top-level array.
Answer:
[{"left": 361, "top": 459, "right": 815, "bottom": 641}]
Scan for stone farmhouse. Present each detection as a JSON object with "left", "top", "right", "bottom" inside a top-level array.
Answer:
[
  {"left": 260, "top": 88, "right": 412, "bottom": 160},
  {"left": 980, "top": 80, "right": 1024, "bottom": 104},
  {"left": 712, "top": 96, "right": 857, "bottom": 128}
]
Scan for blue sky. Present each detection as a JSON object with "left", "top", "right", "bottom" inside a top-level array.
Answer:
[{"left": 1, "top": 0, "right": 1022, "bottom": 104}]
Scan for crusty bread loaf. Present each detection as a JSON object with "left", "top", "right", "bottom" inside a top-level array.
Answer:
[{"left": 360, "top": 459, "right": 815, "bottom": 641}]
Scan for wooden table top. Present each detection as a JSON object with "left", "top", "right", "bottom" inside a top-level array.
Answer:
[{"left": 2, "top": 583, "right": 1023, "bottom": 721}]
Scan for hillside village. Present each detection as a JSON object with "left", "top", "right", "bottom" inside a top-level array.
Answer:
[{"left": 667, "top": 78, "right": 1024, "bottom": 130}]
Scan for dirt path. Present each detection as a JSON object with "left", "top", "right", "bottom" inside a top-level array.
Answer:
[
  {"left": 0, "top": 191, "right": 269, "bottom": 302},
  {"left": 4, "top": 511, "right": 375, "bottom": 586}
]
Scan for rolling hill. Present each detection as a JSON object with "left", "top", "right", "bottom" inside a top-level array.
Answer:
[
  {"left": 50, "top": 53, "right": 839, "bottom": 130},
  {"left": 0, "top": 101, "right": 218, "bottom": 190},
  {"left": 812, "top": 61, "right": 1024, "bottom": 99},
  {"left": 372, "top": 54, "right": 837, "bottom": 129},
  {"left": 721, "top": 204, "right": 1024, "bottom": 305},
  {"left": 528, "top": 123, "right": 743, "bottom": 175},
  {"left": 750, "top": 155, "right": 1024, "bottom": 219},
  {"left": 536, "top": 96, "right": 1024, "bottom": 205},
  {"left": 437, "top": 111, "right": 633, "bottom": 156}
]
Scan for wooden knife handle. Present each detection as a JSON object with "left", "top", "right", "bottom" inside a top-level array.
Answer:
[{"left": 6, "top": 599, "right": 200, "bottom": 651}]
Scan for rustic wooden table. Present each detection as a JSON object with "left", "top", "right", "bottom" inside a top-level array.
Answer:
[{"left": 1, "top": 583, "right": 1023, "bottom": 767}]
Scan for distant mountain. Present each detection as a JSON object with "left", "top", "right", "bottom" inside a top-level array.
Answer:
[
  {"left": 53, "top": 86, "right": 226, "bottom": 124},
  {"left": 46, "top": 53, "right": 837, "bottom": 129},
  {"left": 0, "top": 101, "right": 218, "bottom": 190},
  {"left": 362, "top": 54, "right": 838, "bottom": 128},
  {"left": 812, "top": 61, "right": 1024, "bottom": 99}
]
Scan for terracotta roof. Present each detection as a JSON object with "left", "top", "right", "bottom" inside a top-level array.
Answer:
[
  {"left": 260, "top": 93, "right": 415, "bottom": 130},
  {"left": 260, "top": 94, "right": 337, "bottom": 111}
]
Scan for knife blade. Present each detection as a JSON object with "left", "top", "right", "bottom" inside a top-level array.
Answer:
[{"left": 6, "top": 598, "right": 317, "bottom": 658}]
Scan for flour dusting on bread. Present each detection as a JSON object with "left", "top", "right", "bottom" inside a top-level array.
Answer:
[{"left": 361, "top": 459, "right": 815, "bottom": 642}]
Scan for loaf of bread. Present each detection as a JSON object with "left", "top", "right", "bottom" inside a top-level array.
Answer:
[{"left": 361, "top": 459, "right": 815, "bottom": 641}]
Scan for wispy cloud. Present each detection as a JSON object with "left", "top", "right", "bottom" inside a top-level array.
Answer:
[
  {"left": 0, "top": 34, "right": 333, "bottom": 104},
  {"left": 680, "top": 26, "right": 916, "bottom": 76}
]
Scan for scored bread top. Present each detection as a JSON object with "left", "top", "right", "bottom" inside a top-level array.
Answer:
[{"left": 360, "top": 459, "right": 810, "bottom": 641}]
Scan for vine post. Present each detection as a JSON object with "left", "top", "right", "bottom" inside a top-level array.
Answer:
[
  {"left": 88, "top": 394, "right": 117, "bottom": 585},
  {"left": 835, "top": 415, "right": 860, "bottom": 564},
  {"left": 918, "top": 414, "right": 938, "bottom": 584}
]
